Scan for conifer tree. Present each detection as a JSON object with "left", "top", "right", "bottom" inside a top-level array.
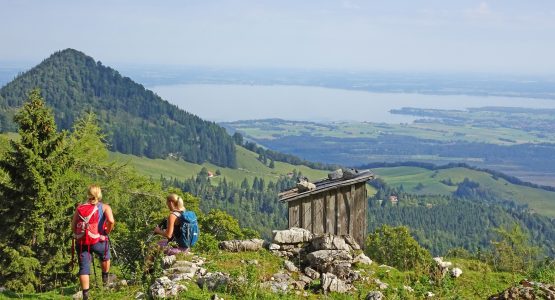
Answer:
[{"left": 0, "top": 89, "right": 74, "bottom": 292}]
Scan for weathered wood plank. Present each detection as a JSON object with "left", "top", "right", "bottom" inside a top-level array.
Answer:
[
  {"left": 337, "top": 188, "right": 347, "bottom": 235},
  {"left": 348, "top": 185, "right": 355, "bottom": 235},
  {"left": 361, "top": 183, "right": 368, "bottom": 248},
  {"left": 289, "top": 200, "right": 300, "bottom": 228},
  {"left": 302, "top": 198, "right": 312, "bottom": 231},
  {"left": 313, "top": 196, "right": 324, "bottom": 234},
  {"left": 326, "top": 192, "right": 336, "bottom": 234},
  {"left": 352, "top": 184, "right": 363, "bottom": 247}
]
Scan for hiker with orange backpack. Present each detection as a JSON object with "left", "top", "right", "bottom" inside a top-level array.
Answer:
[{"left": 72, "top": 185, "right": 115, "bottom": 300}]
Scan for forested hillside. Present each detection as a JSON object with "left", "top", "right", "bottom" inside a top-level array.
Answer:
[{"left": 0, "top": 49, "right": 236, "bottom": 167}]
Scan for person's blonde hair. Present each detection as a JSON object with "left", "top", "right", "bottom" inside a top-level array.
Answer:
[
  {"left": 88, "top": 185, "right": 102, "bottom": 204},
  {"left": 167, "top": 193, "right": 185, "bottom": 211}
]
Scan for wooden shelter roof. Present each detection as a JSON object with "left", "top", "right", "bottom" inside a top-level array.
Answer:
[{"left": 278, "top": 170, "right": 375, "bottom": 203}]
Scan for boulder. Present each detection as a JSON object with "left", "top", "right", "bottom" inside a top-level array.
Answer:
[
  {"left": 353, "top": 253, "right": 373, "bottom": 265},
  {"left": 272, "top": 272, "right": 292, "bottom": 283},
  {"left": 272, "top": 227, "right": 313, "bottom": 244},
  {"left": 284, "top": 260, "right": 299, "bottom": 272},
  {"left": 328, "top": 169, "right": 343, "bottom": 180},
  {"left": 311, "top": 234, "right": 350, "bottom": 251},
  {"left": 451, "top": 268, "right": 463, "bottom": 278},
  {"left": 321, "top": 273, "right": 351, "bottom": 293},
  {"left": 280, "top": 244, "right": 296, "bottom": 250},
  {"left": 150, "top": 276, "right": 186, "bottom": 299},
  {"left": 342, "top": 235, "right": 361, "bottom": 250},
  {"left": 268, "top": 243, "right": 280, "bottom": 250},
  {"left": 299, "top": 275, "right": 313, "bottom": 284},
  {"left": 306, "top": 250, "right": 352, "bottom": 267},
  {"left": 297, "top": 180, "right": 316, "bottom": 192},
  {"left": 292, "top": 280, "right": 307, "bottom": 290},
  {"left": 327, "top": 261, "right": 352, "bottom": 279},
  {"left": 365, "top": 291, "right": 384, "bottom": 300},
  {"left": 197, "top": 272, "right": 230, "bottom": 292},
  {"left": 304, "top": 267, "right": 320, "bottom": 280},
  {"left": 162, "top": 255, "right": 176, "bottom": 267},
  {"left": 219, "top": 239, "right": 265, "bottom": 252},
  {"left": 374, "top": 279, "right": 389, "bottom": 290},
  {"left": 262, "top": 281, "right": 289, "bottom": 294}
]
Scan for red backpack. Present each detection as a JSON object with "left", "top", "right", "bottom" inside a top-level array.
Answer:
[{"left": 74, "top": 203, "right": 101, "bottom": 245}]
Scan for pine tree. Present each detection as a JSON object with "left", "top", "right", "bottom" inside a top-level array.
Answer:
[{"left": 0, "top": 89, "right": 74, "bottom": 292}]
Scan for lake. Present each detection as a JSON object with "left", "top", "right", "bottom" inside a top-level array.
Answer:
[{"left": 150, "top": 84, "right": 555, "bottom": 123}]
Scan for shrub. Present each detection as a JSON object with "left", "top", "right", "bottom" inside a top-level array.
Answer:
[
  {"left": 365, "top": 225, "right": 432, "bottom": 271},
  {"left": 200, "top": 209, "right": 245, "bottom": 241},
  {"left": 195, "top": 232, "right": 219, "bottom": 253}
]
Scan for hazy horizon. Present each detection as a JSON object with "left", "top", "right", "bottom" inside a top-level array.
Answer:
[{"left": 2, "top": 0, "right": 555, "bottom": 75}]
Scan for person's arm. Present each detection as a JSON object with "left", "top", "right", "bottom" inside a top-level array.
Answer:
[
  {"left": 103, "top": 204, "right": 115, "bottom": 234},
  {"left": 154, "top": 213, "right": 177, "bottom": 239}
]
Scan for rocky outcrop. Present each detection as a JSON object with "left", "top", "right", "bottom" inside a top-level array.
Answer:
[
  {"left": 489, "top": 280, "right": 555, "bottom": 300},
  {"left": 216, "top": 231, "right": 372, "bottom": 295},
  {"left": 218, "top": 239, "right": 265, "bottom": 252},
  {"left": 150, "top": 255, "right": 207, "bottom": 299},
  {"left": 311, "top": 233, "right": 350, "bottom": 251},
  {"left": 265, "top": 229, "right": 367, "bottom": 294},
  {"left": 272, "top": 227, "right": 313, "bottom": 244},
  {"left": 197, "top": 272, "right": 231, "bottom": 292},
  {"left": 150, "top": 276, "right": 187, "bottom": 299},
  {"left": 366, "top": 291, "right": 384, "bottom": 300},
  {"left": 321, "top": 273, "right": 352, "bottom": 293},
  {"left": 353, "top": 253, "right": 373, "bottom": 265}
]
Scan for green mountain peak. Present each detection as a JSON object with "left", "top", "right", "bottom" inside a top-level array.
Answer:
[{"left": 0, "top": 49, "right": 236, "bottom": 167}]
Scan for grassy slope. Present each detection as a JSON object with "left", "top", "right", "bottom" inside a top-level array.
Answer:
[
  {"left": 0, "top": 252, "right": 519, "bottom": 300},
  {"left": 372, "top": 166, "right": 555, "bottom": 217},
  {"left": 109, "top": 145, "right": 329, "bottom": 185}
]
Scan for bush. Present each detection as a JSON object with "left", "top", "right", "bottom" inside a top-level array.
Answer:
[
  {"left": 528, "top": 259, "right": 555, "bottom": 283},
  {"left": 365, "top": 225, "right": 432, "bottom": 271},
  {"left": 200, "top": 210, "right": 245, "bottom": 241},
  {"left": 241, "top": 228, "right": 261, "bottom": 239},
  {"left": 195, "top": 232, "right": 219, "bottom": 253}
]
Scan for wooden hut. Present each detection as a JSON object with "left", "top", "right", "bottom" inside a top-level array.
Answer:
[{"left": 278, "top": 170, "right": 374, "bottom": 247}]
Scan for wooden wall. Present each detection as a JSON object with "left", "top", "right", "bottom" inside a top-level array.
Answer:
[{"left": 287, "top": 182, "right": 368, "bottom": 247}]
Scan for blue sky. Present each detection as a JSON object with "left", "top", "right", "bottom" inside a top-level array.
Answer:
[{"left": 1, "top": 0, "right": 554, "bottom": 73}]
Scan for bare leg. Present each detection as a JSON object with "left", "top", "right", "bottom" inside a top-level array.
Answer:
[
  {"left": 79, "top": 275, "right": 89, "bottom": 290},
  {"left": 101, "top": 259, "right": 110, "bottom": 273}
]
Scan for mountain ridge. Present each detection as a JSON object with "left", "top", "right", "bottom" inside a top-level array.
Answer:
[{"left": 0, "top": 48, "right": 236, "bottom": 167}]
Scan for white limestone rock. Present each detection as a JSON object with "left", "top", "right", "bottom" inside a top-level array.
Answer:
[
  {"left": 272, "top": 227, "right": 313, "bottom": 244},
  {"left": 353, "top": 253, "right": 373, "bottom": 265},
  {"left": 311, "top": 234, "right": 350, "bottom": 251}
]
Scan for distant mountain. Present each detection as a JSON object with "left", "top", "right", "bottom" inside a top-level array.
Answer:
[{"left": 0, "top": 49, "right": 236, "bottom": 167}]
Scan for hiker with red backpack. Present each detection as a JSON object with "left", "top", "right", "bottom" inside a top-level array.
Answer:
[
  {"left": 72, "top": 185, "right": 115, "bottom": 300},
  {"left": 153, "top": 193, "right": 198, "bottom": 255}
]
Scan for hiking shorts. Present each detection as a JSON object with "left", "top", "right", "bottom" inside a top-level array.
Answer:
[{"left": 76, "top": 241, "right": 111, "bottom": 275}]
